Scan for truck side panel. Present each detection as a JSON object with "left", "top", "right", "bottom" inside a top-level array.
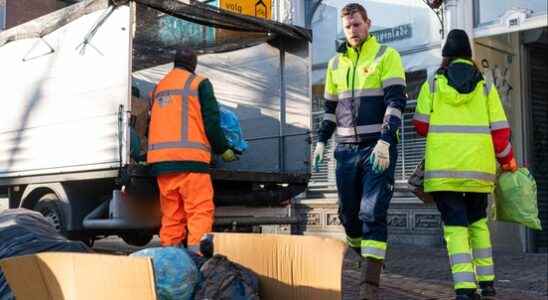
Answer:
[
  {"left": 133, "top": 42, "right": 311, "bottom": 174},
  {"left": 0, "top": 6, "right": 130, "bottom": 179}
]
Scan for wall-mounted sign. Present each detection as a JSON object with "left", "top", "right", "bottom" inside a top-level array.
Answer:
[
  {"left": 220, "top": 0, "right": 272, "bottom": 20},
  {"left": 371, "top": 24, "right": 413, "bottom": 44}
]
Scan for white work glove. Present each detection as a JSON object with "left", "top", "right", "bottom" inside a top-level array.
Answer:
[
  {"left": 369, "top": 140, "right": 390, "bottom": 173},
  {"left": 312, "top": 142, "right": 325, "bottom": 172}
]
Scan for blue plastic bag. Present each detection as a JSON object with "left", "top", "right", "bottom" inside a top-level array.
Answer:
[
  {"left": 130, "top": 247, "right": 199, "bottom": 300},
  {"left": 220, "top": 108, "right": 248, "bottom": 153}
]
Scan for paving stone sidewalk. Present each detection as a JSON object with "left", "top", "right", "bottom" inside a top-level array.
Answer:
[{"left": 379, "top": 244, "right": 548, "bottom": 300}]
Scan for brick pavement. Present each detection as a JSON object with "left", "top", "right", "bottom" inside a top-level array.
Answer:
[{"left": 381, "top": 244, "right": 548, "bottom": 299}]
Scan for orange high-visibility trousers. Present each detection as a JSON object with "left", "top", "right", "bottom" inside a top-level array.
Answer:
[{"left": 157, "top": 172, "right": 214, "bottom": 247}]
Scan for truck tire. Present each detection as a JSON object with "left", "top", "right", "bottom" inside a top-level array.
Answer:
[
  {"left": 120, "top": 232, "right": 153, "bottom": 247},
  {"left": 33, "top": 193, "right": 66, "bottom": 235}
]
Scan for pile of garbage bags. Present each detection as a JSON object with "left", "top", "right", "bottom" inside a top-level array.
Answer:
[
  {"left": 0, "top": 209, "right": 91, "bottom": 299},
  {"left": 131, "top": 234, "right": 260, "bottom": 300}
]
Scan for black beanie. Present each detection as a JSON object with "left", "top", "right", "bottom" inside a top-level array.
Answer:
[
  {"left": 442, "top": 29, "right": 472, "bottom": 58},
  {"left": 174, "top": 47, "right": 197, "bottom": 72}
]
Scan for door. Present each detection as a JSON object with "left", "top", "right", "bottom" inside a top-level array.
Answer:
[{"left": 526, "top": 41, "right": 548, "bottom": 252}]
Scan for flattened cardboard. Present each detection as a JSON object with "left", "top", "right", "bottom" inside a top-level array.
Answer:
[
  {"left": 213, "top": 233, "right": 347, "bottom": 300},
  {"left": 0, "top": 252, "right": 157, "bottom": 300}
]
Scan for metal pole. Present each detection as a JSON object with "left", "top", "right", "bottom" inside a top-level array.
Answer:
[{"left": 279, "top": 46, "right": 286, "bottom": 172}]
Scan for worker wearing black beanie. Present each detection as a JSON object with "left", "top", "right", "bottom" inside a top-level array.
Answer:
[{"left": 442, "top": 29, "right": 472, "bottom": 58}]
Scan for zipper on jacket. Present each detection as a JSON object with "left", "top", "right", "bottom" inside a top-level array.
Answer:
[{"left": 351, "top": 47, "right": 360, "bottom": 143}]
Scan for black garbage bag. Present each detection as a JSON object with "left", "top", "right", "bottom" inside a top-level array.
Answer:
[
  {"left": 194, "top": 254, "right": 260, "bottom": 300},
  {"left": 0, "top": 209, "right": 90, "bottom": 300}
]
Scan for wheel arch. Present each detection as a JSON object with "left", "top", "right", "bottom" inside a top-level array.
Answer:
[{"left": 20, "top": 183, "right": 72, "bottom": 230}]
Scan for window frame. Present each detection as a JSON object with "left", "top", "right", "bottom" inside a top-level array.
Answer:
[{"left": 473, "top": 0, "right": 548, "bottom": 38}]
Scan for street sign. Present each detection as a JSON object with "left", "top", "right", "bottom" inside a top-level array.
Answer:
[{"left": 220, "top": 0, "right": 272, "bottom": 20}]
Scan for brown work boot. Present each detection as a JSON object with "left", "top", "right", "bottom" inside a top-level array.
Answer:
[{"left": 359, "top": 257, "right": 383, "bottom": 300}]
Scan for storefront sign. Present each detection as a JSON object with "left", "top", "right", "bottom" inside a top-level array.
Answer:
[
  {"left": 220, "top": 0, "right": 272, "bottom": 20},
  {"left": 371, "top": 24, "right": 413, "bottom": 43}
]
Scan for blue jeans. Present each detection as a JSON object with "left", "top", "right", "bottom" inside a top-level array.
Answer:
[{"left": 334, "top": 142, "right": 397, "bottom": 242}]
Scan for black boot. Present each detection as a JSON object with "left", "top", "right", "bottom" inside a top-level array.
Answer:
[
  {"left": 359, "top": 257, "right": 383, "bottom": 300},
  {"left": 479, "top": 281, "right": 496, "bottom": 298},
  {"left": 455, "top": 289, "right": 481, "bottom": 300}
]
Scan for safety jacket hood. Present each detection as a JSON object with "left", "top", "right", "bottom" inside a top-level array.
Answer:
[{"left": 437, "top": 60, "right": 484, "bottom": 106}]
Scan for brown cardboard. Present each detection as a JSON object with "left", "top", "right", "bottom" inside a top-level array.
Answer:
[
  {"left": 213, "top": 233, "right": 348, "bottom": 300},
  {"left": 0, "top": 252, "right": 157, "bottom": 300}
]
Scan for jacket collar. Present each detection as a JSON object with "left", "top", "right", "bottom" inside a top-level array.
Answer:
[{"left": 337, "top": 35, "right": 379, "bottom": 58}]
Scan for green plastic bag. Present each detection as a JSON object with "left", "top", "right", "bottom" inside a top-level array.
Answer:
[{"left": 493, "top": 168, "right": 542, "bottom": 230}]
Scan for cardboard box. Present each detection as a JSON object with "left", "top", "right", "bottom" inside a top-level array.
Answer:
[
  {"left": 1, "top": 253, "right": 157, "bottom": 300},
  {"left": 1, "top": 234, "right": 359, "bottom": 300},
  {"left": 212, "top": 233, "right": 359, "bottom": 300}
]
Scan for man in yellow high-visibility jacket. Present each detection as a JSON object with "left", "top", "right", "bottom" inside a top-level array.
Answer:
[{"left": 312, "top": 3, "right": 407, "bottom": 298}]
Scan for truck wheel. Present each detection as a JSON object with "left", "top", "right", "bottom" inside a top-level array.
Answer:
[
  {"left": 120, "top": 233, "right": 153, "bottom": 247},
  {"left": 33, "top": 193, "right": 66, "bottom": 234}
]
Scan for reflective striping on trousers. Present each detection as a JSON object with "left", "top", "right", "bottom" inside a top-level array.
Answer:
[
  {"left": 346, "top": 236, "right": 362, "bottom": 248},
  {"left": 476, "top": 265, "right": 495, "bottom": 276},
  {"left": 339, "top": 88, "right": 385, "bottom": 99},
  {"left": 413, "top": 112, "right": 430, "bottom": 123},
  {"left": 425, "top": 170, "right": 496, "bottom": 182},
  {"left": 496, "top": 143, "right": 512, "bottom": 158},
  {"left": 337, "top": 124, "right": 382, "bottom": 136},
  {"left": 490, "top": 120, "right": 510, "bottom": 130},
  {"left": 473, "top": 247, "right": 493, "bottom": 259},
  {"left": 382, "top": 77, "right": 406, "bottom": 88},
  {"left": 385, "top": 107, "right": 402, "bottom": 119},
  {"left": 362, "top": 247, "right": 386, "bottom": 259},
  {"left": 452, "top": 272, "right": 477, "bottom": 284},
  {"left": 429, "top": 125, "right": 491, "bottom": 134},
  {"left": 324, "top": 113, "right": 337, "bottom": 122},
  {"left": 449, "top": 253, "right": 473, "bottom": 265}
]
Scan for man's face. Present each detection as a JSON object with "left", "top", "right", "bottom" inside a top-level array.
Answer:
[{"left": 342, "top": 12, "right": 370, "bottom": 48}]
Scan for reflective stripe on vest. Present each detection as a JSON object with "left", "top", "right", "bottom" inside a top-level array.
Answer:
[
  {"left": 413, "top": 112, "right": 430, "bottom": 123},
  {"left": 148, "top": 71, "right": 211, "bottom": 163},
  {"left": 429, "top": 125, "right": 491, "bottom": 134},
  {"left": 425, "top": 170, "right": 496, "bottom": 182},
  {"left": 337, "top": 124, "right": 382, "bottom": 136}
]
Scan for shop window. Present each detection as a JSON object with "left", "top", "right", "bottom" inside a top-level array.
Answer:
[{"left": 474, "top": 0, "right": 547, "bottom": 27}]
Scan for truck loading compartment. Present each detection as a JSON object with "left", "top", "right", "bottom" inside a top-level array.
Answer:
[{"left": 0, "top": 0, "right": 312, "bottom": 245}]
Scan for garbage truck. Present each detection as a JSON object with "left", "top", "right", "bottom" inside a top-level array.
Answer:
[{"left": 0, "top": 0, "right": 312, "bottom": 246}]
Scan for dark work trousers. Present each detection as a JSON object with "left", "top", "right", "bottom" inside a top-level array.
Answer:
[
  {"left": 432, "top": 192, "right": 488, "bottom": 226},
  {"left": 334, "top": 142, "right": 397, "bottom": 243}
]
